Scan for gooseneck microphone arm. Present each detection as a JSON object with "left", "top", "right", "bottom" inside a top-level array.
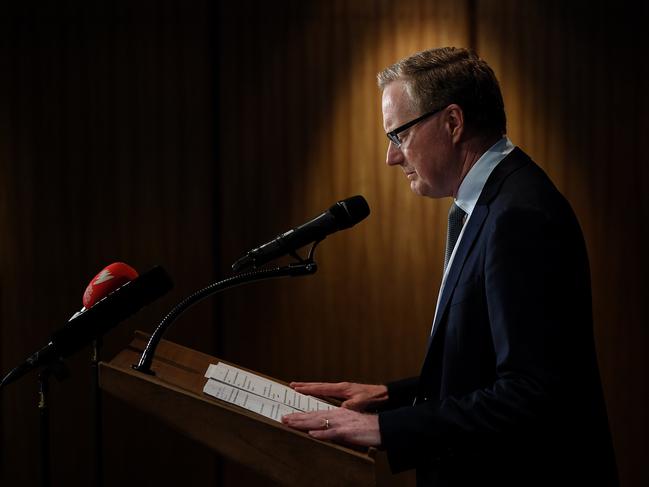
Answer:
[
  {"left": 134, "top": 195, "right": 370, "bottom": 375},
  {"left": 132, "top": 257, "right": 318, "bottom": 375}
]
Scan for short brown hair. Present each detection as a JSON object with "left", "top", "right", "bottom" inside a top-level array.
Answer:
[{"left": 378, "top": 47, "right": 506, "bottom": 136}]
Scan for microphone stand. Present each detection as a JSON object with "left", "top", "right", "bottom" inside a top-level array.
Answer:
[
  {"left": 133, "top": 247, "right": 320, "bottom": 375},
  {"left": 0, "top": 266, "right": 172, "bottom": 487},
  {"left": 37, "top": 360, "right": 69, "bottom": 487},
  {"left": 38, "top": 369, "right": 51, "bottom": 487},
  {"left": 90, "top": 338, "right": 103, "bottom": 487},
  {"left": 0, "top": 337, "right": 100, "bottom": 487}
]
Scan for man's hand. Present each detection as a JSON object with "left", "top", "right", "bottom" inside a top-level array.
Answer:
[
  {"left": 281, "top": 408, "right": 381, "bottom": 447},
  {"left": 289, "top": 382, "right": 388, "bottom": 412}
]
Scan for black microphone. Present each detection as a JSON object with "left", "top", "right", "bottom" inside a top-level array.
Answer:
[
  {"left": 0, "top": 265, "right": 173, "bottom": 389},
  {"left": 232, "top": 195, "right": 370, "bottom": 272}
]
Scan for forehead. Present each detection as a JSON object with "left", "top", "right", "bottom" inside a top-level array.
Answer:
[{"left": 381, "top": 81, "right": 416, "bottom": 130}]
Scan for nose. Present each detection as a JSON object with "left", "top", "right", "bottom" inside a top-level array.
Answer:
[{"left": 386, "top": 141, "right": 404, "bottom": 166}]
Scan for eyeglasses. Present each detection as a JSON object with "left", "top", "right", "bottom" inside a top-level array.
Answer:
[{"left": 386, "top": 107, "right": 444, "bottom": 148}]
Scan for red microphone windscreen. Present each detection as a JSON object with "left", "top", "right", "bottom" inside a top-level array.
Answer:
[{"left": 83, "top": 262, "right": 139, "bottom": 309}]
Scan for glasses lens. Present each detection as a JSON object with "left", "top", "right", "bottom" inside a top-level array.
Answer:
[{"left": 388, "top": 133, "right": 401, "bottom": 147}]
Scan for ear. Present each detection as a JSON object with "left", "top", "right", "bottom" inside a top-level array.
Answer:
[{"left": 445, "top": 104, "right": 465, "bottom": 144}]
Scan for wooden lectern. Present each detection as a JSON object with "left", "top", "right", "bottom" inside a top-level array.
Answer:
[{"left": 99, "top": 332, "right": 377, "bottom": 486}]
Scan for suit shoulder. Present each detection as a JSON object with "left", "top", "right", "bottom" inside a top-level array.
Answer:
[{"left": 488, "top": 150, "right": 574, "bottom": 219}]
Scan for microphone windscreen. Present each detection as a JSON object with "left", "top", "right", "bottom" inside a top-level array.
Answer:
[
  {"left": 331, "top": 195, "right": 370, "bottom": 228},
  {"left": 83, "top": 262, "right": 139, "bottom": 308}
]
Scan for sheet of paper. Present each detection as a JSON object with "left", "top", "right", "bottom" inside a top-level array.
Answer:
[
  {"left": 203, "top": 379, "right": 300, "bottom": 422},
  {"left": 203, "top": 362, "right": 337, "bottom": 420}
]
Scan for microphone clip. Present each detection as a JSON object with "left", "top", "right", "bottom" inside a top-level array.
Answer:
[
  {"left": 287, "top": 239, "right": 322, "bottom": 270},
  {"left": 39, "top": 358, "right": 70, "bottom": 385}
]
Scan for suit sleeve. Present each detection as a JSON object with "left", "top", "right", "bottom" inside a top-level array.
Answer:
[
  {"left": 378, "top": 205, "right": 589, "bottom": 471},
  {"left": 377, "top": 376, "right": 418, "bottom": 411}
]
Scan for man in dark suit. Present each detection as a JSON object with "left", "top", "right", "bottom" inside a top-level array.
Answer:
[{"left": 282, "top": 47, "right": 617, "bottom": 486}]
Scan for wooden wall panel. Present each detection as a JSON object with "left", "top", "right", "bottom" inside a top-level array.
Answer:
[
  {"left": 217, "top": 1, "right": 647, "bottom": 486},
  {"left": 477, "top": 1, "right": 649, "bottom": 485},
  {"left": 217, "top": 0, "right": 469, "bottom": 388},
  {"left": 1, "top": 1, "right": 646, "bottom": 486},
  {"left": 217, "top": 1, "right": 468, "bottom": 485},
  {"left": 0, "top": 1, "right": 217, "bottom": 486}
]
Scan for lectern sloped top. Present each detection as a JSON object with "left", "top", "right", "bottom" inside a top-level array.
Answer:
[{"left": 99, "top": 331, "right": 376, "bottom": 487}]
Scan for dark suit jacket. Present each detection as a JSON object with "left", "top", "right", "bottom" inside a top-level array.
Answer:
[{"left": 378, "top": 148, "right": 618, "bottom": 486}]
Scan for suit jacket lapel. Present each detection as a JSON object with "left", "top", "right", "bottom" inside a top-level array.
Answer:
[
  {"left": 429, "top": 205, "right": 489, "bottom": 343},
  {"left": 428, "top": 147, "right": 531, "bottom": 345}
]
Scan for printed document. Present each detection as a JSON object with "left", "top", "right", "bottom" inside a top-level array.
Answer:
[{"left": 203, "top": 362, "right": 337, "bottom": 422}]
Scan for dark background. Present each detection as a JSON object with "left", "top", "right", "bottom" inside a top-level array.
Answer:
[{"left": 1, "top": 1, "right": 647, "bottom": 486}]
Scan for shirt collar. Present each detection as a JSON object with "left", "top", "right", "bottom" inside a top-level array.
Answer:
[{"left": 455, "top": 136, "right": 515, "bottom": 216}]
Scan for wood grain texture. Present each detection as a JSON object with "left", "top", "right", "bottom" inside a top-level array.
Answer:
[
  {"left": 216, "top": 1, "right": 468, "bottom": 484},
  {"left": 100, "top": 333, "right": 376, "bottom": 487},
  {"left": 0, "top": 1, "right": 217, "bottom": 486},
  {"left": 476, "top": 2, "right": 649, "bottom": 485},
  {"left": 1, "top": 1, "right": 647, "bottom": 486},
  {"left": 217, "top": 0, "right": 468, "bottom": 391},
  {"left": 217, "top": 1, "right": 647, "bottom": 486}
]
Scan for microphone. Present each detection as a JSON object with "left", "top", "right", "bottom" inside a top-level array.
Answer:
[
  {"left": 83, "top": 262, "right": 139, "bottom": 308},
  {"left": 0, "top": 265, "right": 173, "bottom": 388},
  {"left": 67, "top": 262, "right": 140, "bottom": 321},
  {"left": 232, "top": 195, "right": 370, "bottom": 272}
]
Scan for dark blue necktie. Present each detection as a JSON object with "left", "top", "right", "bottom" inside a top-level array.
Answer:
[{"left": 444, "top": 202, "right": 466, "bottom": 271}]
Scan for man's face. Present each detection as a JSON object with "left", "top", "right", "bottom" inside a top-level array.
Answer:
[{"left": 382, "top": 81, "right": 456, "bottom": 198}]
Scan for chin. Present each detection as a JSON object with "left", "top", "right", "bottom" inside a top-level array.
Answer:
[{"left": 411, "top": 181, "right": 437, "bottom": 199}]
